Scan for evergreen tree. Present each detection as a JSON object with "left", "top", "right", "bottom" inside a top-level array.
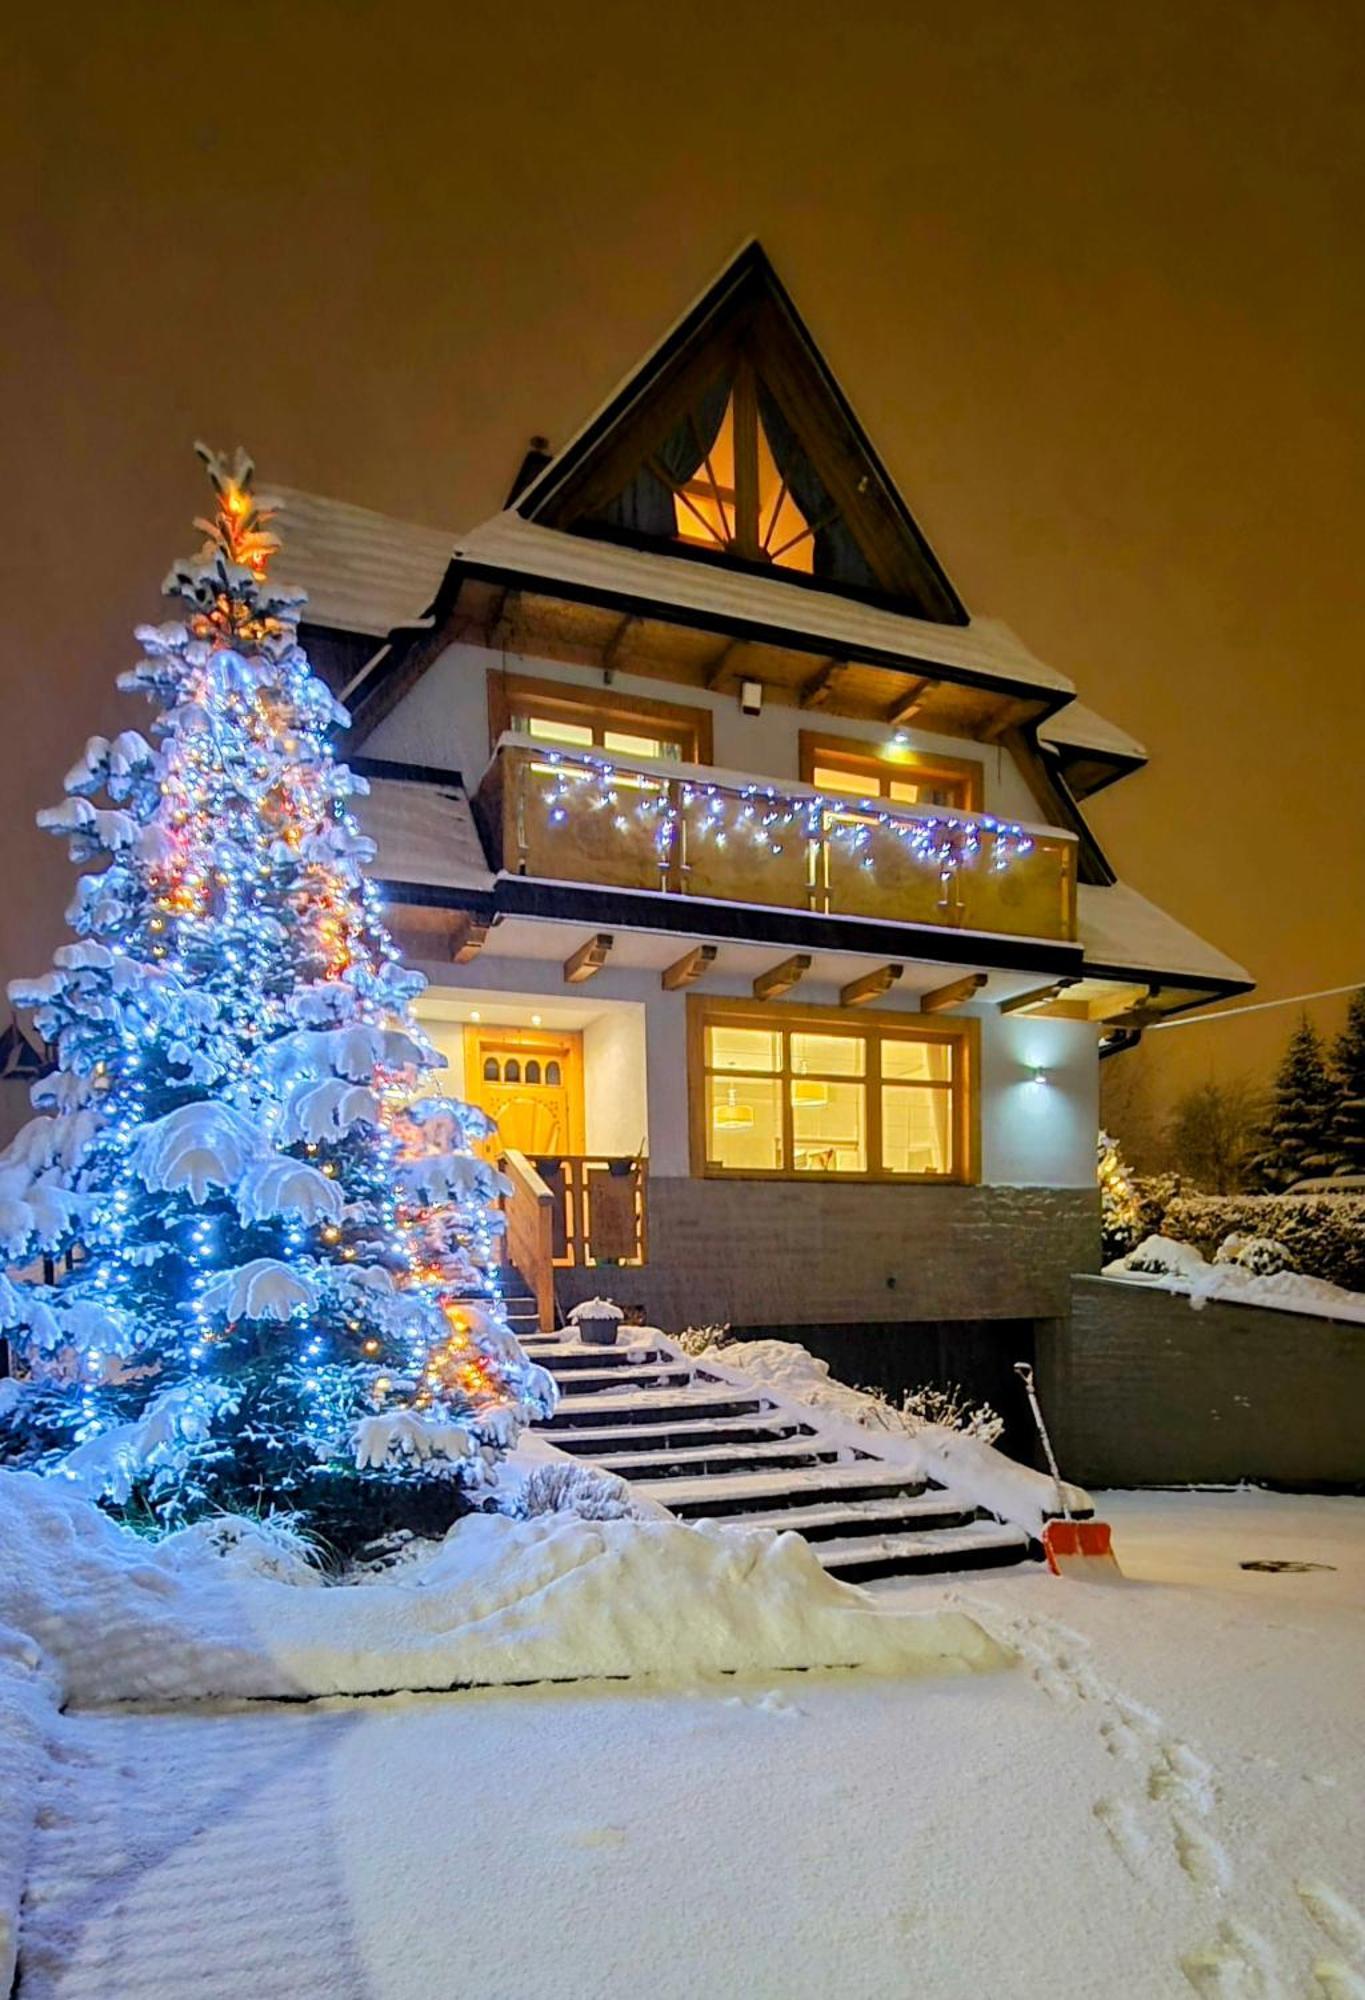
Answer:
[
  {"left": 1329, "top": 988, "right": 1365, "bottom": 1177},
  {"left": 1248, "top": 1017, "right": 1343, "bottom": 1191},
  {"left": 0, "top": 448, "right": 553, "bottom": 1546},
  {"left": 1097, "top": 1130, "right": 1142, "bottom": 1261}
]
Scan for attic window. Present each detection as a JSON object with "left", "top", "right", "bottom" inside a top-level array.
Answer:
[
  {"left": 671, "top": 386, "right": 815, "bottom": 574},
  {"left": 601, "top": 361, "right": 877, "bottom": 591}
]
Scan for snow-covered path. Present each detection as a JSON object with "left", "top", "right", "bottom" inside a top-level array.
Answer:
[{"left": 14, "top": 1492, "right": 1365, "bottom": 2000}]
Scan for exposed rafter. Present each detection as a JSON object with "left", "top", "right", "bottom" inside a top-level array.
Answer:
[
  {"left": 798, "top": 659, "right": 847, "bottom": 709},
  {"left": 564, "top": 933, "right": 614, "bottom": 984},
  {"left": 706, "top": 640, "right": 745, "bottom": 690},
  {"left": 601, "top": 613, "right": 640, "bottom": 676},
  {"left": 883, "top": 677, "right": 933, "bottom": 727},
  {"left": 982, "top": 697, "right": 1039, "bottom": 743},
  {"left": 920, "top": 972, "right": 986, "bottom": 1014},
  {"left": 753, "top": 952, "right": 811, "bottom": 1002},
  {"left": 450, "top": 913, "right": 491, "bottom": 965},
  {"left": 998, "top": 977, "right": 1080, "bottom": 1015},
  {"left": 840, "top": 963, "right": 903, "bottom": 1008},
  {"left": 661, "top": 943, "right": 717, "bottom": 991}
]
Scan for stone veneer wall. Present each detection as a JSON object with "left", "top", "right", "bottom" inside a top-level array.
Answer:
[
  {"left": 555, "top": 1179, "right": 1099, "bottom": 1330},
  {"left": 1038, "top": 1276, "right": 1365, "bottom": 1488}
]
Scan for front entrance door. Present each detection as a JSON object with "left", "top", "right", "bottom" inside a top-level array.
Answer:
[{"left": 463, "top": 1026, "right": 585, "bottom": 1157}]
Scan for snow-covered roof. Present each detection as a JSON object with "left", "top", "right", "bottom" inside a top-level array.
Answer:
[
  {"left": 1038, "top": 701, "right": 1146, "bottom": 764},
  {"left": 273, "top": 485, "right": 453, "bottom": 639},
  {"left": 450, "top": 510, "right": 1073, "bottom": 696},
  {"left": 355, "top": 774, "right": 493, "bottom": 892},
  {"left": 1078, "top": 881, "right": 1250, "bottom": 988}
]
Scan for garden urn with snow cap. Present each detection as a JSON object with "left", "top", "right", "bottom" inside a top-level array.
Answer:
[{"left": 567, "top": 1297, "right": 625, "bottom": 1347}]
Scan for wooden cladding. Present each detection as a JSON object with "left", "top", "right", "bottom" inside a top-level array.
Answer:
[{"left": 476, "top": 740, "right": 1077, "bottom": 945}]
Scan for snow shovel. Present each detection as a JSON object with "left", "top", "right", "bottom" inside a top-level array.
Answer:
[{"left": 1013, "top": 1362, "right": 1121, "bottom": 1578}]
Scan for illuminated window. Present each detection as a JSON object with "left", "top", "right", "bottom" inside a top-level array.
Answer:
[
  {"left": 489, "top": 671, "right": 712, "bottom": 765},
  {"left": 694, "top": 1000, "right": 974, "bottom": 1181},
  {"left": 672, "top": 390, "right": 815, "bottom": 574},
  {"left": 801, "top": 733, "right": 983, "bottom": 813}
]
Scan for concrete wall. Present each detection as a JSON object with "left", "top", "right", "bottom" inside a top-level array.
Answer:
[
  {"left": 557, "top": 1181, "right": 1098, "bottom": 1329},
  {"left": 363, "top": 640, "right": 1046, "bottom": 826},
  {"left": 1039, "top": 1276, "right": 1365, "bottom": 1487}
]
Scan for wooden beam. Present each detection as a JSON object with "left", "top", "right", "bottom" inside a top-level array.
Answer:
[
  {"left": 601, "top": 613, "right": 639, "bottom": 676},
  {"left": 883, "top": 677, "right": 933, "bottom": 727},
  {"left": 920, "top": 971, "right": 986, "bottom": 1014},
  {"left": 563, "top": 933, "right": 613, "bottom": 984},
  {"left": 799, "top": 659, "right": 846, "bottom": 709},
  {"left": 840, "top": 963, "right": 903, "bottom": 1008},
  {"left": 997, "top": 977, "right": 1080, "bottom": 1015},
  {"left": 752, "top": 953, "right": 811, "bottom": 1002},
  {"left": 706, "top": 640, "right": 744, "bottom": 690},
  {"left": 981, "top": 697, "right": 1038, "bottom": 743},
  {"left": 660, "top": 943, "right": 717, "bottom": 991},
  {"left": 450, "top": 913, "right": 490, "bottom": 965}
]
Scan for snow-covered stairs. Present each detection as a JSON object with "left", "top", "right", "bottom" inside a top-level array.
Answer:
[{"left": 524, "top": 1328, "right": 1032, "bottom": 1580}]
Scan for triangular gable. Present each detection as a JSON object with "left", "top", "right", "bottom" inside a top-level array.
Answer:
[{"left": 517, "top": 242, "right": 967, "bottom": 626}]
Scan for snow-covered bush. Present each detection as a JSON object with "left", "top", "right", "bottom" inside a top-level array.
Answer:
[
  {"left": 1111, "top": 1235, "right": 1211, "bottom": 1280},
  {"left": 675, "top": 1321, "right": 733, "bottom": 1357},
  {"left": 891, "top": 1384, "right": 1004, "bottom": 1446},
  {"left": 696, "top": 1336, "right": 1003, "bottom": 1446},
  {"left": 518, "top": 1459, "right": 642, "bottom": 1521},
  {"left": 1213, "top": 1233, "right": 1295, "bottom": 1277},
  {"left": 1160, "top": 1193, "right": 1365, "bottom": 1292}
]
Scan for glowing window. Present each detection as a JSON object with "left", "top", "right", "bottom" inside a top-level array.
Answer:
[
  {"left": 694, "top": 1000, "right": 972, "bottom": 1182},
  {"left": 672, "top": 391, "right": 815, "bottom": 574}
]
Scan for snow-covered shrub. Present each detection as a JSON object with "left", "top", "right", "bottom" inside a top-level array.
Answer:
[
  {"left": 675, "top": 1321, "right": 733, "bottom": 1357},
  {"left": 518, "top": 1459, "right": 642, "bottom": 1521},
  {"left": 1160, "top": 1193, "right": 1365, "bottom": 1292},
  {"left": 1213, "top": 1233, "right": 1295, "bottom": 1277},
  {"left": 154, "top": 1511, "right": 324, "bottom": 1586},
  {"left": 891, "top": 1384, "right": 1004, "bottom": 1447},
  {"left": 1109, "top": 1234, "right": 1212, "bottom": 1280}
]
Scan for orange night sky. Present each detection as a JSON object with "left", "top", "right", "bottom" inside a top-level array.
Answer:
[{"left": 6, "top": 1, "right": 1363, "bottom": 1118}]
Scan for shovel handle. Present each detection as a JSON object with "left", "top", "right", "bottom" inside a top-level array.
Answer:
[{"left": 1014, "top": 1361, "right": 1072, "bottom": 1524}]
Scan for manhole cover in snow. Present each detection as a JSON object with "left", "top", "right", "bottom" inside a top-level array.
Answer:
[{"left": 1239, "top": 1559, "right": 1336, "bottom": 1573}]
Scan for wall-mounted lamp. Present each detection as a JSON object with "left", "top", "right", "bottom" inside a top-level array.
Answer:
[
  {"left": 740, "top": 679, "right": 763, "bottom": 716},
  {"left": 1029, "top": 1066, "right": 1050, "bottom": 1087}
]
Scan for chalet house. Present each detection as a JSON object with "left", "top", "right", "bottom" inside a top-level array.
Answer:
[{"left": 276, "top": 243, "right": 1249, "bottom": 1403}]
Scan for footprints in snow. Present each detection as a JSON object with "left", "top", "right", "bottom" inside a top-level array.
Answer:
[{"left": 958, "top": 1596, "right": 1365, "bottom": 1999}]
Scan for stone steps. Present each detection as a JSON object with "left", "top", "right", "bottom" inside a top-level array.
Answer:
[{"left": 530, "top": 1323, "right": 1036, "bottom": 1581}]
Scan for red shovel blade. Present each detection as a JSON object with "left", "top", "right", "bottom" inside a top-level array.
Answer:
[{"left": 1043, "top": 1518, "right": 1122, "bottom": 1578}]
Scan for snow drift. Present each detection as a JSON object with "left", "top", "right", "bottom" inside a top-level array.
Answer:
[{"left": 0, "top": 1471, "right": 1010, "bottom": 1708}]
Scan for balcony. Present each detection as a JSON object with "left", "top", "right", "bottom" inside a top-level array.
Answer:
[{"left": 475, "top": 738, "right": 1078, "bottom": 945}]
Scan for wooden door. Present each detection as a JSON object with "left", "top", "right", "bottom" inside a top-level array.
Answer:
[{"left": 463, "top": 1027, "right": 585, "bottom": 1158}]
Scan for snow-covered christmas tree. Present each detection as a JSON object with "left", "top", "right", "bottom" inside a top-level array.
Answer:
[
  {"left": 0, "top": 447, "right": 553, "bottom": 1547},
  {"left": 1249, "top": 1016, "right": 1343, "bottom": 1192},
  {"left": 1329, "top": 988, "right": 1365, "bottom": 1179}
]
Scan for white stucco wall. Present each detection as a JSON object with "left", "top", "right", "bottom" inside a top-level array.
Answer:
[
  {"left": 415, "top": 955, "right": 1098, "bottom": 1188},
  {"left": 363, "top": 640, "right": 1046, "bottom": 826}
]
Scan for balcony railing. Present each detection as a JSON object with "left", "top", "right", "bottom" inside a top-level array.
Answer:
[
  {"left": 477, "top": 738, "right": 1077, "bottom": 944},
  {"left": 501, "top": 1148, "right": 648, "bottom": 1332}
]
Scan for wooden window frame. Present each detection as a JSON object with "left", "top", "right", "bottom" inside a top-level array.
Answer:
[
  {"left": 799, "top": 730, "right": 983, "bottom": 812},
  {"left": 488, "top": 669, "right": 714, "bottom": 765},
  {"left": 687, "top": 994, "right": 979, "bottom": 1185}
]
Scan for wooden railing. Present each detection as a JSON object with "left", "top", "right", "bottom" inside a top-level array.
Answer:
[
  {"left": 530, "top": 1155, "right": 648, "bottom": 1271},
  {"left": 475, "top": 738, "right": 1078, "bottom": 944},
  {"left": 501, "top": 1148, "right": 556, "bottom": 1333}
]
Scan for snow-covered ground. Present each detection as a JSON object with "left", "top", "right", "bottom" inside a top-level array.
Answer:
[
  {"left": 11, "top": 1490, "right": 1364, "bottom": 2000},
  {"left": 1105, "top": 1235, "right": 1365, "bottom": 1324}
]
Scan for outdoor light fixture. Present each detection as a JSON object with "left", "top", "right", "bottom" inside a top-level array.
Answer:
[
  {"left": 740, "top": 679, "right": 763, "bottom": 715},
  {"left": 469, "top": 1010, "right": 481, "bottom": 1023},
  {"left": 1029, "top": 1065, "right": 1049, "bottom": 1086},
  {"left": 530, "top": 1013, "right": 542, "bottom": 1026}
]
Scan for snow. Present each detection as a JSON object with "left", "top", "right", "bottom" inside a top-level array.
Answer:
[
  {"left": 9, "top": 1490, "right": 1363, "bottom": 1999},
  {"left": 1106, "top": 1234, "right": 1365, "bottom": 1324},
  {"left": 0, "top": 1470, "right": 1008, "bottom": 1706},
  {"left": 693, "top": 1337, "right": 1090, "bottom": 1535},
  {"left": 1077, "top": 879, "right": 1253, "bottom": 987}
]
